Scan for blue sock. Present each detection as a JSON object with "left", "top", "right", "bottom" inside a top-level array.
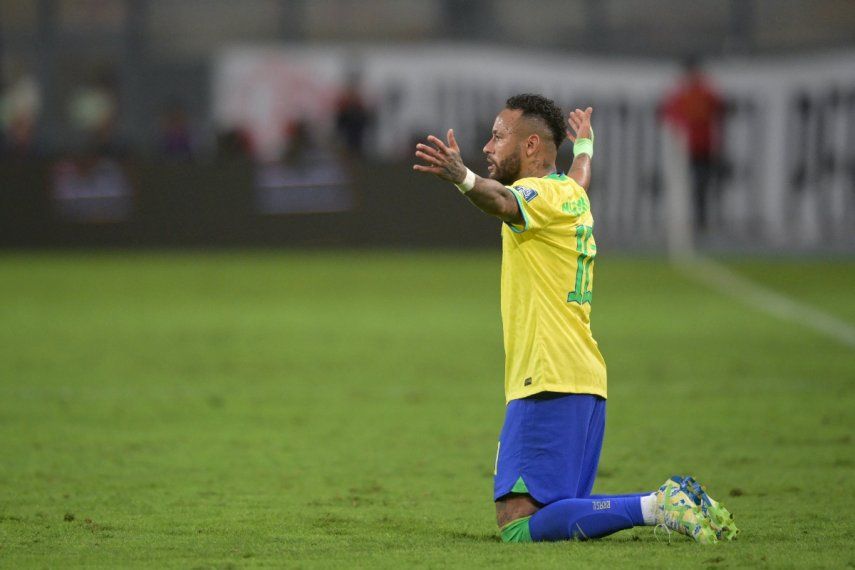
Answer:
[
  {"left": 587, "top": 492, "right": 650, "bottom": 500},
  {"left": 528, "top": 496, "right": 646, "bottom": 541}
]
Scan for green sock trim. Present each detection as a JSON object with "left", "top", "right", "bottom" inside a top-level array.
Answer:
[
  {"left": 500, "top": 516, "right": 532, "bottom": 543},
  {"left": 511, "top": 476, "right": 528, "bottom": 494}
]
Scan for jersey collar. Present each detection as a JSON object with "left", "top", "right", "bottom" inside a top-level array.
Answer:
[{"left": 543, "top": 171, "right": 568, "bottom": 181}]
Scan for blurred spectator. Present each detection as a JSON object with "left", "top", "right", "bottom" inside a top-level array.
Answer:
[
  {"left": 254, "top": 117, "right": 353, "bottom": 216},
  {"left": 216, "top": 127, "right": 254, "bottom": 161},
  {"left": 0, "top": 70, "right": 41, "bottom": 157},
  {"left": 158, "top": 102, "right": 194, "bottom": 160},
  {"left": 68, "top": 68, "right": 123, "bottom": 157},
  {"left": 283, "top": 119, "right": 314, "bottom": 165},
  {"left": 662, "top": 58, "right": 723, "bottom": 231},
  {"left": 334, "top": 74, "right": 374, "bottom": 158}
]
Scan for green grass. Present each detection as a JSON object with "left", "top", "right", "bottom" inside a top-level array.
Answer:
[
  {"left": 0, "top": 251, "right": 852, "bottom": 568},
  {"left": 726, "top": 258, "right": 855, "bottom": 324}
]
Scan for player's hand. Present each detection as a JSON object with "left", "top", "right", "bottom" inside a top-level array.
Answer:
[
  {"left": 566, "top": 107, "right": 593, "bottom": 142},
  {"left": 413, "top": 129, "right": 468, "bottom": 183}
]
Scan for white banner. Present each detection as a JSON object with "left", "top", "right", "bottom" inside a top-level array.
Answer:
[{"left": 214, "top": 46, "right": 855, "bottom": 250}]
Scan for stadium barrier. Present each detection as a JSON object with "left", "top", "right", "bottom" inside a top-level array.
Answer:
[
  {"left": 2, "top": 145, "right": 852, "bottom": 252},
  {"left": 0, "top": 160, "right": 503, "bottom": 249}
]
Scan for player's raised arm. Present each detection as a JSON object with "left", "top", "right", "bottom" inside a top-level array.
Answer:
[
  {"left": 566, "top": 107, "right": 594, "bottom": 190},
  {"left": 413, "top": 129, "right": 522, "bottom": 225}
]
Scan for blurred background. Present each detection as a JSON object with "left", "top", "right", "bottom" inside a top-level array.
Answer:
[
  {"left": 1, "top": 3, "right": 854, "bottom": 565},
  {"left": 1, "top": 0, "right": 854, "bottom": 252}
]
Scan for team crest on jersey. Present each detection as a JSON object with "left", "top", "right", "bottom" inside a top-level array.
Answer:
[{"left": 514, "top": 186, "right": 539, "bottom": 202}]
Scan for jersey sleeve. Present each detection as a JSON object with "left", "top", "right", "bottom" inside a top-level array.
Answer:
[{"left": 504, "top": 177, "right": 576, "bottom": 233}]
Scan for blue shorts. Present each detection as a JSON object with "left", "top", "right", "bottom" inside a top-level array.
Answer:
[{"left": 493, "top": 392, "right": 606, "bottom": 505}]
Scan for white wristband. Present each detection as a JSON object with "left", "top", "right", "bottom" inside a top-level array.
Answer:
[{"left": 454, "top": 168, "right": 476, "bottom": 194}]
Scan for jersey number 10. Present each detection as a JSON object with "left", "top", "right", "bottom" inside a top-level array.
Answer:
[{"left": 567, "top": 225, "right": 594, "bottom": 305}]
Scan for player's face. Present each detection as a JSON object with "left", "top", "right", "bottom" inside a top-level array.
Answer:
[{"left": 483, "top": 109, "right": 523, "bottom": 185}]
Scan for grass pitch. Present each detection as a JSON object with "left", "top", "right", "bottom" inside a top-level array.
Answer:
[{"left": 0, "top": 251, "right": 852, "bottom": 568}]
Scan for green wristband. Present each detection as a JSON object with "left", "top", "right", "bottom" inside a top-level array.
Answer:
[{"left": 573, "top": 127, "right": 594, "bottom": 158}]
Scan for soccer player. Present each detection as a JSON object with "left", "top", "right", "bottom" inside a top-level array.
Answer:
[{"left": 413, "top": 94, "right": 738, "bottom": 544}]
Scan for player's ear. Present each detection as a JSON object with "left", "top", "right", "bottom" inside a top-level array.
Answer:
[{"left": 526, "top": 134, "right": 539, "bottom": 156}]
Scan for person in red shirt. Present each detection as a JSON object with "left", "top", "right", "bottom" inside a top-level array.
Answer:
[{"left": 662, "top": 58, "right": 724, "bottom": 231}]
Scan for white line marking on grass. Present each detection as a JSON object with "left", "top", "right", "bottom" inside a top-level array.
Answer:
[{"left": 677, "top": 257, "right": 855, "bottom": 349}]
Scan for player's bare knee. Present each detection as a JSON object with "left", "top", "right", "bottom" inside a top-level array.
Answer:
[{"left": 495, "top": 494, "right": 539, "bottom": 528}]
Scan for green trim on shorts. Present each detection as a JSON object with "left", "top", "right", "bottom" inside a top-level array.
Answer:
[
  {"left": 500, "top": 516, "right": 533, "bottom": 543},
  {"left": 511, "top": 476, "right": 529, "bottom": 494}
]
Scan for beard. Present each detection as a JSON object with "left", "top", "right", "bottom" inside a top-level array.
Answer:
[{"left": 488, "top": 152, "right": 522, "bottom": 185}]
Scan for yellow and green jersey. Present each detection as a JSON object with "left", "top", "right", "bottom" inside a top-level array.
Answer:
[{"left": 501, "top": 172, "right": 607, "bottom": 403}]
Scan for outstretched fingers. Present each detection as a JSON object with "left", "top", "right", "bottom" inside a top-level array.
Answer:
[
  {"left": 415, "top": 150, "right": 440, "bottom": 166},
  {"left": 447, "top": 129, "right": 460, "bottom": 151},
  {"left": 414, "top": 135, "right": 448, "bottom": 175},
  {"left": 567, "top": 107, "right": 594, "bottom": 142},
  {"left": 416, "top": 143, "right": 444, "bottom": 163},
  {"left": 413, "top": 130, "right": 465, "bottom": 182},
  {"left": 427, "top": 134, "right": 450, "bottom": 154},
  {"left": 413, "top": 164, "right": 443, "bottom": 174}
]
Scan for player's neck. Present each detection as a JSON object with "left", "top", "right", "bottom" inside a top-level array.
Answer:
[{"left": 521, "top": 162, "right": 558, "bottom": 179}]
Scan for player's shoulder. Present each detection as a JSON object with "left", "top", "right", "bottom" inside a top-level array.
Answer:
[
  {"left": 510, "top": 174, "right": 582, "bottom": 201},
  {"left": 507, "top": 178, "right": 543, "bottom": 204}
]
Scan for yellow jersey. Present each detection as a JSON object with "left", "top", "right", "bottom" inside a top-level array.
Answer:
[{"left": 501, "top": 172, "right": 607, "bottom": 403}]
